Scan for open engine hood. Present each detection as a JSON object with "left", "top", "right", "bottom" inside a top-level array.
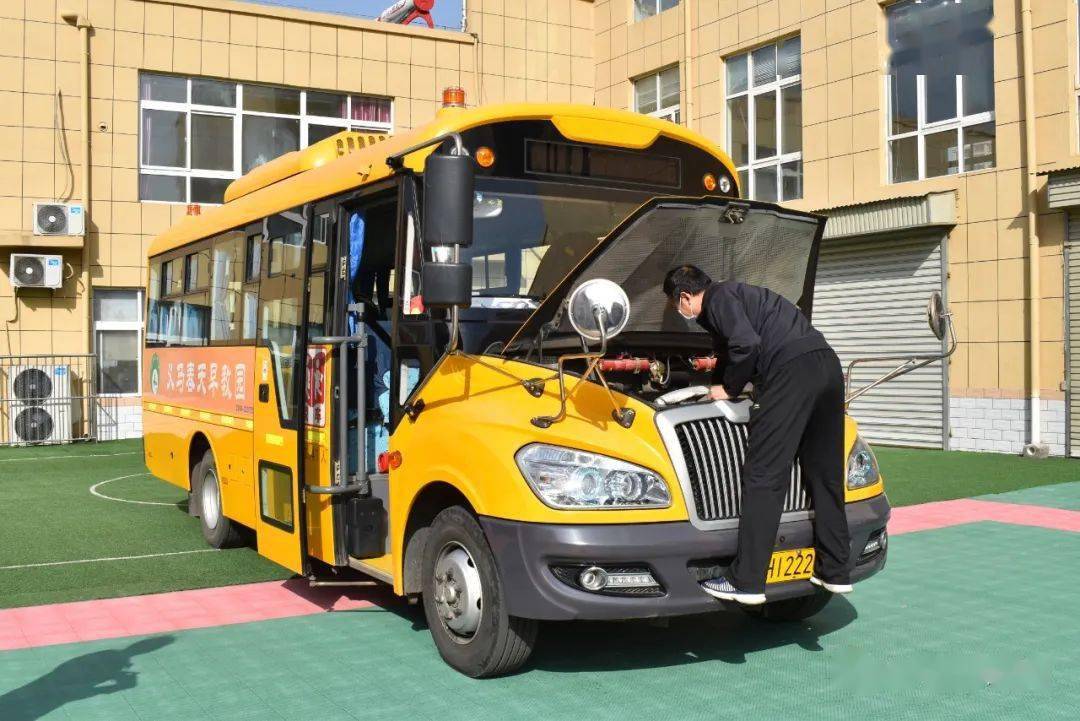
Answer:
[{"left": 503, "top": 196, "right": 827, "bottom": 350}]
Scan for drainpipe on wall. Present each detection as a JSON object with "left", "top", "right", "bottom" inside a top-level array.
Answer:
[
  {"left": 682, "top": 0, "right": 694, "bottom": 128},
  {"left": 61, "top": 11, "right": 93, "bottom": 358},
  {"left": 1019, "top": 0, "right": 1048, "bottom": 458}
]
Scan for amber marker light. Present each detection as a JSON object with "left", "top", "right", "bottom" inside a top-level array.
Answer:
[
  {"left": 442, "top": 86, "right": 466, "bottom": 108},
  {"left": 388, "top": 450, "right": 403, "bottom": 469},
  {"left": 475, "top": 146, "right": 496, "bottom": 168},
  {"left": 186, "top": 204, "right": 201, "bottom": 216},
  {"left": 703, "top": 173, "right": 717, "bottom": 192}
]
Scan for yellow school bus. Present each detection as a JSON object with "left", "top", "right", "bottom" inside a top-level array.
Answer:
[{"left": 144, "top": 93, "right": 890, "bottom": 677}]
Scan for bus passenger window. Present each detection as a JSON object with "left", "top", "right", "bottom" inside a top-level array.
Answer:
[
  {"left": 147, "top": 261, "right": 172, "bottom": 346},
  {"left": 267, "top": 217, "right": 303, "bottom": 276},
  {"left": 242, "top": 231, "right": 263, "bottom": 343},
  {"left": 184, "top": 250, "right": 208, "bottom": 291},
  {"left": 181, "top": 291, "right": 210, "bottom": 346},
  {"left": 243, "top": 288, "right": 258, "bottom": 342},
  {"left": 245, "top": 233, "right": 262, "bottom": 281},
  {"left": 259, "top": 211, "right": 306, "bottom": 422},
  {"left": 210, "top": 231, "right": 244, "bottom": 343},
  {"left": 162, "top": 257, "right": 184, "bottom": 296},
  {"left": 308, "top": 210, "right": 333, "bottom": 335}
]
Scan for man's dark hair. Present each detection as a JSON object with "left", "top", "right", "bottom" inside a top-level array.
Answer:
[{"left": 663, "top": 265, "right": 713, "bottom": 299}]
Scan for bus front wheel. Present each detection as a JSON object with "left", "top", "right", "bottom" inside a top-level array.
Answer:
[
  {"left": 421, "top": 506, "right": 538, "bottom": 678},
  {"left": 192, "top": 449, "right": 244, "bottom": 549}
]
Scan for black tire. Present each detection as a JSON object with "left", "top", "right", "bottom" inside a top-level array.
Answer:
[
  {"left": 421, "top": 506, "right": 538, "bottom": 678},
  {"left": 192, "top": 449, "right": 244, "bottom": 549},
  {"left": 741, "top": 588, "right": 833, "bottom": 622}
]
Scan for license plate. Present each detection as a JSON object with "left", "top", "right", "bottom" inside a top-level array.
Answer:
[{"left": 766, "top": 547, "right": 815, "bottom": 584}]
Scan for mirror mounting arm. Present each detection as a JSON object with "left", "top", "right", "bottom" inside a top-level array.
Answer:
[
  {"left": 845, "top": 312, "right": 958, "bottom": 406},
  {"left": 530, "top": 306, "right": 635, "bottom": 429},
  {"left": 386, "top": 132, "right": 466, "bottom": 171}
]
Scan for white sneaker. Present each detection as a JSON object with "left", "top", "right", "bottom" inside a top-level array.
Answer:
[
  {"left": 810, "top": 576, "right": 853, "bottom": 594},
  {"left": 700, "top": 576, "right": 767, "bottom": 605}
]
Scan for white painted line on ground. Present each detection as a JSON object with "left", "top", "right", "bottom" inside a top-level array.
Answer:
[
  {"left": 89, "top": 473, "right": 178, "bottom": 506},
  {"left": 0, "top": 548, "right": 217, "bottom": 571},
  {"left": 0, "top": 451, "right": 141, "bottom": 462}
]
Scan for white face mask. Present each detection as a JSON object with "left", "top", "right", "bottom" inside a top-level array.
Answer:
[{"left": 677, "top": 295, "right": 697, "bottom": 321}]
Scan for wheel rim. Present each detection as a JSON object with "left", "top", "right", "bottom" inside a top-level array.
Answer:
[
  {"left": 432, "top": 542, "right": 484, "bottom": 641},
  {"left": 201, "top": 468, "right": 222, "bottom": 531}
]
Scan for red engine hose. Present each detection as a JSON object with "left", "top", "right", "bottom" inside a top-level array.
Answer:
[
  {"left": 599, "top": 358, "right": 650, "bottom": 372},
  {"left": 689, "top": 357, "right": 717, "bottom": 371}
]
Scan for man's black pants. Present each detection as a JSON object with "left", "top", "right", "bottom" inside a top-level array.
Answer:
[{"left": 728, "top": 348, "right": 851, "bottom": 594}]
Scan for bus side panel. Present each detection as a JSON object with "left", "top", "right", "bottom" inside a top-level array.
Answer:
[
  {"left": 214, "top": 425, "right": 256, "bottom": 530},
  {"left": 143, "top": 408, "right": 257, "bottom": 529},
  {"left": 143, "top": 406, "right": 192, "bottom": 490}
]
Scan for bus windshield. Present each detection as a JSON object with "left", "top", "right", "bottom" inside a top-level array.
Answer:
[{"left": 461, "top": 179, "right": 649, "bottom": 307}]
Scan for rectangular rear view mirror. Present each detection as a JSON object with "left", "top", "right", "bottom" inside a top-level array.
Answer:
[
  {"left": 423, "top": 152, "right": 474, "bottom": 247},
  {"left": 422, "top": 262, "right": 472, "bottom": 309},
  {"left": 421, "top": 150, "right": 474, "bottom": 309}
]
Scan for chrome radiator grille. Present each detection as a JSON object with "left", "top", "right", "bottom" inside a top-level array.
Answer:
[{"left": 673, "top": 416, "right": 810, "bottom": 521}]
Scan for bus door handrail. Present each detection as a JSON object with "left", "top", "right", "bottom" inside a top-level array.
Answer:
[{"left": 310, "top": 332, "right": 368, "bottom": 496}]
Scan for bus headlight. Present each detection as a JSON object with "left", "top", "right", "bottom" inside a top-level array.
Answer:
[
  {"left": 515, "top": 444, "right": 671, "bottom": 510},
  {"left": 847, "top": 436, "right": 880, "bottom": 490}
]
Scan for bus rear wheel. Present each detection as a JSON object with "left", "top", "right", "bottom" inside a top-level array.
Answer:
[
  {"left": 421, "top": 506, "right": 538, "bottom": 678},
  {"left": 192, "top": 449, "right": 244, "bottom": 549},
  {"left": 740, "top": 588, "right": 833, "bottom": 622}
]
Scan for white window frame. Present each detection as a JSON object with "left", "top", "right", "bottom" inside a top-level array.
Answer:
[
  {"left": 94, "top": 289, "right": 144, "bottom": 398},
  {"left": 885, "top": 74, "right": 995, "bottom": 183},
  {"left": 634, "top": 0, "right": 679, "bottom": 22},
  {"left": 634, "top": 66, "right": 681, "bottom": 124},
  {"left": 139, "top": 74, "right": 394, "bottom": 205},
  {"left": 725, "top": 40, "right": 802, "bottom": 202}
]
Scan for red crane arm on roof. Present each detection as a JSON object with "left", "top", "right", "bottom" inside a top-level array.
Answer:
[{"left": 377, "top": 0, "right": 436, "bottom": 29}]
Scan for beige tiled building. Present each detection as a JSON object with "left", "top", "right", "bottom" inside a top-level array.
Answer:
[{"left": 2, "top": 0, "right": 1080, "bottom": 456}]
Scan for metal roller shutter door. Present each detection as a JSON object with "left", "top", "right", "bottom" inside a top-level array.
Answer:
[
  {"left": 1067, "top": 212, "right": 1080, "bottom": 456},
  {"left": 812, "top": 233, "right": 947, "bottom": 448}
]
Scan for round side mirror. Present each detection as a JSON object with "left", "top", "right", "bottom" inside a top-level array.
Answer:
[
  {"left": 927, "top": 291, "right": 948, "bottom": 341},
  {"left": 567, "top": 278, "right": 630, "bottom": 343}
]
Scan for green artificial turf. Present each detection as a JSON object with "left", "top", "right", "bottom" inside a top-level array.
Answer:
[
  {"left": 0, "top": 439, "right": 290, "bottom": 609},
  {"left": 873, "top": 445, "right": 1080, "bottom": 507},
  {"left": 0, "top": 437, "right": 1076, "bottom": 609}
]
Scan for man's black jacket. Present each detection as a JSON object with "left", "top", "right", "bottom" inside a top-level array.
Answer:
[{"left": 695, "top": 281, "right": 831, "bottom": 397}]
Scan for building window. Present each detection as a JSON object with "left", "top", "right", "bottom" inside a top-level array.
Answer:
[
  {"left": 139, "top": 73, "right": 393, "bottom": 205},
  {"left": 634, "top": 0, "right": 679, "bottom": 21},
  {"left": 725, "top": 36, "right": 802, "bottom": 202},
  {"left": 886, "top": 0, "right": 994, "bottom": 183},
  {"left": 634, "top": 66, "right": 680, "bottom": 124},
  {"left": 94, "top": 289, "right": 143, "bottom": 395}
]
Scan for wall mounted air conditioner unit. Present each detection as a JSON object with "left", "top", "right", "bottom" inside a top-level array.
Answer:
[
  {"left": 7, "top": 365, "right": 74, "bottom": 444},
  {"left": 32, "top": 202, "right": 84, "bottom": 236},
  {"left": 9, "top": 254, "right": 63, "bottom": 289}
]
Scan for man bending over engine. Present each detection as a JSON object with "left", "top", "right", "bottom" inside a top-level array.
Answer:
[{"left": 663, "top": 264, "right": 852, "bottom": 605}]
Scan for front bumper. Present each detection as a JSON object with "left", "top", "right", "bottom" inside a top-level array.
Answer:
[{"left": 480, "top": 493, "right": 890, "bottom": 621}]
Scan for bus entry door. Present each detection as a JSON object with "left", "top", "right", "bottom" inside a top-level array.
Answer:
[{"left": 253, "top": 211, "right": 309, "bottom": 575}]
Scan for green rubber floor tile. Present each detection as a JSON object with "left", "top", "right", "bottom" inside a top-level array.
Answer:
[
  {"left": 2, "top": 522, "right": 1079, "bottom": 721},
  {"left": 978, "top": 480, "right": 1080, "bottom": 510}
]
